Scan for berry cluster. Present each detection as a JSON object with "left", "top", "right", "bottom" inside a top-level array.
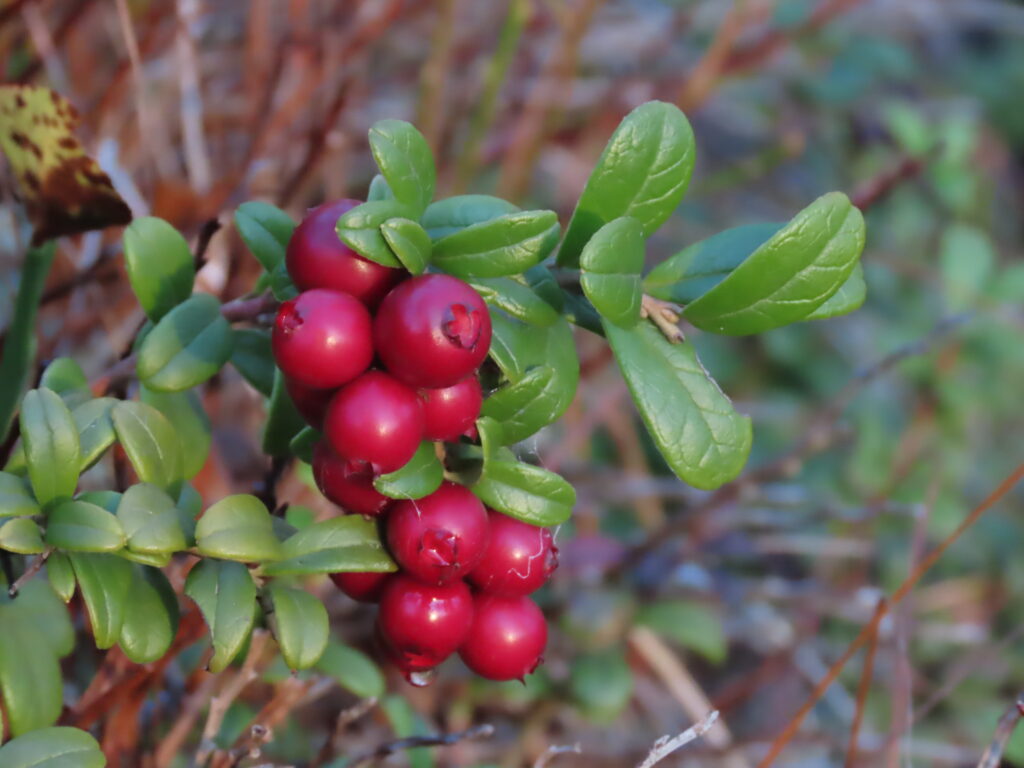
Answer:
[{"left": 272, "top": 200, "right": 558, "bottom": 683}]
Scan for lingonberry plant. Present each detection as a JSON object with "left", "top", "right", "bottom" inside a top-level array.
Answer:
[{"left": 0, "top": 88, "right": 865, "bottom": 762}]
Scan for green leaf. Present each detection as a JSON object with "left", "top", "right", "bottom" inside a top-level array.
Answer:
[
  {"left": 522, "top": 265, "right": 564, "bottom": 312},
  {"left": 643, "top": 223, "right": 783, "bottom": 304},
  {"left": 46, "top": 552, "right": 76, "bottom": 603},
  {"left": 116, "top": 483, "right": 186, "bottom": 554},
  {"left": 0, "top": 472, "right": 38, "bottom": 518},
  {"left": 636, "top": 600, "right": 726, "bottom": 664},
  {"left": 469, "top": 278, "right": 558, "bottom": 326},
  {"left": 367, "top": 174, "right": 394, "bottom": 202},
  {"left": 373, "top": 442, "right": 443, "bottom": 500},
  {"left": 235, "top": 202, "right": 296, "bottom": 272},
  {"left": 176, "top": 483, "right": 201, "bottom": 546},
  {"left": 12, "top": 580, "right": 74, "bottom": 657},
  {"left": 472, "top": 458, "right": 574, "bottom": 526},
  {"left": 0, "top": 518, "right": 44, "bottom": 554},
  {"left": 75, "top": 490, "right": 121, "bottom": 513},
  {"left": 261, "top": 369, "right": 306, "bottom": 457},
  {"left": 315, "top": 642, "right": 385, "bottom": 699},
  {"left": 682, "top": 192, "right": 866, "bottom": 335},
  {"left": 480, "top": 365, "right": 556, "bottom": 444},
  {"left": 940, "top": 222, "right": 994, "bottom": 310},
  {"left": 804, "top": 262, "right": 866, "bottom": 321},
  {"left": 336, "top": 200, "right": 417, "bottom": 268},
  {"left": 267, "top": 583, "right": 328, "bottom": 671},
  {"left": 67, "top": 553, "right": 133, "bottom": 649},
  {"left": 263, "top": 515, "right": 396, "bottom": 576},
  {"left": 230, "top": 328, "right": 275, "bottom": 397},
  {"left": 140, "top": 387, "right": 211, "bottom": 479},
  {"left": 72, "top": 398, "right": 118, "bottom": 472},
  {"left": 288, "top": 426, "right": 320, "bottom": 464},
  {"left": 136, "top": 293, "right": 234, "bottom": 391},
  {"left": 604, "top": 321, "right": 751, "bottom": 489},
  {"left": 380, "top": 218, "right": 431, "bottom": 275},
  {"left": 432, "top": 210, "right": 559, "bottom": 278},
  {"left": 119, "top": 566, "right": 179, "bottom": 664},
  {"left": 0, "top": 612, "right": 62, "bottom": 736},
  {"left": 111, "top": 401, "right": 182, "bottom": 494},
  {"left": 184, "top": 558, "right": 257, "bottom": 673},
  {"left": 20, "top": 388, "right": 80, "bottom": 507},
  {"left": 39, "top": 358, "right": 90, "bottom": 410},
  {"left": 559, "top": 101, "right": 695, "bottom": 267},
  {"left": 46, "top": 500, "right": 125, "bottom": 552},
  {"left": 570, "top": 649, "right": 634, "bottom": 724},
  {"left": 266, "top": 260, "right": 298, "bottom": 301},
  {"left": 0, "top": 727, "right": 105, "bottom": 768},
  {"left": 117, "top": 549, "right": 170, "bottom": 568},
  {"left": 123, "top": 217, "right": 196, "bottom": 322},
  {"left": 195, "top": 494, "right": 282, "bottom": 562},
  {"left": 368, "top": 119, "right": 436, "bottom": 215},
  {"left": 579, "top": 216, "right": 644, "bottom": 328},
  {"left": 421, "top": 195, "right": 519, "bottom": 240}
]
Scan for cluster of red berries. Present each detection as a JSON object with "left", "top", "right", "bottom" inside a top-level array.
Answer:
[{"left": 272, "top": 200, "right": 558, "bottom": 683}]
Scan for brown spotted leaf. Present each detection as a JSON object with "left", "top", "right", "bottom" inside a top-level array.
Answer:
[{"left": 0, "top": 85, "right": 131, "bottom": 245}]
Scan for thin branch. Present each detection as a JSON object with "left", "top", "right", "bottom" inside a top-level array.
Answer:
[
  {"left": 7, "top": 547, "right": 53, "bottom": 598},
  {"left": 844, "top": 598, "right": 887, "bottom": 768},
  {"left": 636, "top": 710, "right": 720, "bottom": 768},
  {"left": 311, "top": 698, "right": 379, "bottom": 768},
  {"left": 533, "top": 743, "right": 582, "bottom": 768},
  {"left": 977, "top": 696, "right": 1024, "bottom": 768},
  {"left": 348, "top": 724, "right": 495, "bottom": 768},
  {"left": 850, "top": 154, "right": 929, "bottom": 211},
  {"left": 641, "top": 295, "right": 684, "bottom": 343}
]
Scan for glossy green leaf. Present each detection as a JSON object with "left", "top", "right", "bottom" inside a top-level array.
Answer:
[
  {"left": 46, "top": 500, "right": 125, "bottom": 552},
  {"left": 67, "top": 552, "right": 133, "bottom": 649},
  {"left": 118, "top": 549, "right": 171, "bottom": 568},
  {"left": 116, "top": 483, "right": 186, "bottom": 554},
  {"left": 804, "top": 262, "right": 866, "bottom": 321},
  {"left": 421, "top": 195, "right": 519, "bottom": 240},
  {"left": 0, "top": 518, "right": 44, "bottom": 554},
  {"left": 604, "top": 321, "right": 751, "bottom": 489},
  {"left": 111, "top": 401, "right": 182, "bottom": 494},
  {"left": 636, "top": 600, "right": 726, "bottom": 664},
  {"left": 480, "top": 365, "right": 556, "bottom": 444},
  {"left": 0, "top": 472, "right": 38, "bottom": 518},
  {"left": 267, "top": 583, "right": 328, "bottom": 671},
  {"left": 140, "top": 387, "right": 211, "bottom": 479},
  {"left": 136, "top": 293, "right": 234, "bottom": 391},
  {"left": 39, "top": 358, "right": 90, "bottom": 410},
  {"left": 230, "top": 328, "right": 275, "bottom": 397},
  {"left": 195, "top": 494, "right": 282, "bottom": 562},
  {"left": 263, "top": 515, "right": 396, "bottom": 576},
  {"left": 288, "top": 427, "right": 320, "bottom": 464},
  {"left": 432, "top": 210, "right": 559, "bottom": 278},
  {"left": 72, "top": 398, "right": 117, "bottom": 472},
  {"left": 0, "top": 613, "right": 62, "bottom": 736},
  {"left": 559, "top": 101, "right": 695, "bottom": 267},
  {"left": 235, "top": 201, "right": 296, "bottom": 272},
  {"left": 123, "top": 217, "right": 196, "bottom": 322},
  {"left": 266, "top": 260, "right": 298, "bottom": 301},
  {"left": 46, "top": 552, "right": 76, "bottom": 603},
  {"left": 522, "top": 264, "right": 564, "bottom": 312},
  {"left": 643, "top": 223, "right": 782, "bottom": 304},
  {"left": 682, "top": 192, "right": 866, "bottom": 335},
  {"left": 20, "top": 388, "right": 80, "bottom": 507},
  {"left": 184, "top": 558, "right": 257, "bottom": 673},
  {"left": 119, "top": 566, "right": 179, "bottom": 664},
  {"left": 373, "top": 442, "right": 443, "bottom": 500},
  {"left": 0, "top": 727, "right": 105, "bottom": 768},
  {"left": 12, "top": 581, "right": 74, "bottom": 657},
  {"left": 368, "top": 119, "right": 435, "bottom": 214},
  {"left": 336, "top": 200, "right": 417, "bottom": 268},
  {"left": 579, "top": 216, "right": 644, "bottom": 328},
  {"left": 261, "top": 369, "right": 306, "bottom": 457},
  {"left": 75, "top": 490, "right": 121, "bottom": 513},
  {"left": 380, "top": 217, "right": 431, "bottom": 275},
  {"left": 469, "top": 277, "right": 558, "bottom": 326},
  {"left": 316, "top": 642, "right": 385, "bottom": 699},
  {"left": 176, "top": 483, "right": 201, "bottom": 546},
  {"left": 367, "top": 173, "right": 394, "bottom": 202}
]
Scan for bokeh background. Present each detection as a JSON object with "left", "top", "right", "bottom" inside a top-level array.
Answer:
[{"left": 2, "top": 1, "right": 1024, "bottom": 766}]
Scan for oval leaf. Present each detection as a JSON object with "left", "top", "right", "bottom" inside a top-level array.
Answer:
[
  {"left": 469, "top": 277, "right": 558, "bottom": 327},
  {"left": 0, "top": 517, "right": 44, "bottom": 554},
  {"left": 316, "top": 642, "right": 385, "bottom": 699},
  {"left": 118, "top": 566, "right": 179, "bottom": 664},
  {"left": 559, "top": 101, "right": 695, "bottom": 267},
  {"left": 421, "top": 195, "right": 519, "bottom": 240},
  {"left": 480, "top": 365, "right": 555, "bottom": 444},
  {"left": 368, "top": 119, "right": 435, "bottom": 214},
  {"left": 195, "top": 494, "right": 282, "bottom": 562},
  {"left": 117, "top": 483, "right": 186, "bottom": 554},
  {"left": 230, "top": 328, "right": 275, "bottom": 398},
  {"left": 67, "top": 552, "right": 133, "bottom": 650},
  {"left": 0, "top": 472, "right": 38, "bottom": 518},
  {"left": 136, "top": 293, "right": 234, "bottom": 392},
  {"left": 432, "top": 210, "right": 560, "bottom": 278},
  {"left": 604, "top": 320, "right": 751, "bottom": 489},
  {"left": 373, "top": 442, "right": 443, "bottom": 500},
  {"left": 73, "top": 398, "right": 118, "bottom": 472},
  {"left": 184, "top": 558, "right": 257, "bottom": 673},
  {"left": 140, "top": 387, "right": 211, "bottom": 479},
  {"left": 46, "top": 500, "right": 126, "bottom": 552},
  {"left": 472, "top": 457, "right": 575, "bottom": 526},
  {"left": 336, "top": 200, "right": 417, "bottom": 268},
  {"left": 367, "top": 174, "right": 394, "bottom": 202},
  {"left": 579, "top": 217, "right": 644, "bottom": 328},
  {"left": 123, "top": 217, "right": 196, "bottom": 322},
  {"left": 20, "top": 388, "right": 80, "bottom": 507},
  {"left": 39, "top": 358, "right": 90, "bottom": 410},
  {"left": 0, "top": 727, "right": 104, "bottom": 768},
  {"left": 0, "top": 615, "right": 62, "bottom": 736},
  {"left": 267, "top": 583, "right": 328, "bottom": 671},
  {"left": 111, "top": 401, "right": 182, "bottom": 494},
  {"left": 46, "top": 552, "right": 76, "bottom": 603},
  {"left": 235, "top": 201, "right": 296, "bottom": 272},
  {"left": 380, "top": 217, "right": 431, "bottom": 275},
  {"left": 264, "top": 515, "right": 396, "bottom": 576},
  {"left": 804, "top": 261, "right": 866, "bottom": 321}
]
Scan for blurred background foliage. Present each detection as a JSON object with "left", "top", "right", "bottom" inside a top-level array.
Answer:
[{"left": 1, "top": 0, "right": 1023, "bottom": 766}]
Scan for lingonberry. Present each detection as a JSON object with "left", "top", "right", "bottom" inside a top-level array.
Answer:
[
  {"left": 324, "top": 370, "right": 424, "bottom": 473},
  {"left": 286, "top": 199, "right": 405, "bottom": 308},
  {"left": 311, "top": 440, "right": 392, "bottom": 516},
  {"left": 386, "top": 482, "right": 489, "bottom": 585},
  {"left": 468, "top": 511, "right": 558, "bottom": 597},
  {"left": 272, "top": 289, "right": 373, "bottom": 390},
  {"left": 458, "top": 594, "right": 547, "bottom": 681},
  {"left": 330, "top": 570, "right": 390, "bottom": 603},
  {"left": 419, "top": 376, "right": 483, "bottom": 442},
  {"left": 373, "top": 274, "right": 492, "bottom": 389},
  {"left": 377, "top": 574, "right": 473, "bottom": 672},
  {"left": 285, "top": 377, "right": 334, "bottom": 429}
]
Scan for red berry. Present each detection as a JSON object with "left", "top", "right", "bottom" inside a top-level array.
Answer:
[
  {"left": 324, "top": 371, "right": 424, "bottom": 473},
  {"left": 373, "top": 274, "right": 492, "bottom": 389},
  {"left": 387, "top": 482, "right": 489, "bottom": 585},
  {"left": 468, "top": 511, "right": 557, "bottom": 596},
  {"left": 286, "top": 199, "right": 405, "bottom": 308},
  {"left": 459, "top": 594, "right": 547, "bottom": 681},
  {"left": 285, "top": 377, "right": 334, "bottom": 429},
  {"left": 330, "top": 570, "right": 390, "bottom": 603},
  {"left": 419, "top": 377, "right": 483, "bottom": 442},
  {"left": 272, "top": 289, "right": 373, "bottom": 390},
  {"left": 378, "top": 574, "right": 474, "bottom": 672},
  {"left": 312, "top": 440, "right": 392, "bottom": 516}
]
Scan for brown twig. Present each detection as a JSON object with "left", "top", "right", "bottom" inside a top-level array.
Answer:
[
  {"left": 850, "top": 154, "right": 929, "bottom": 211},
  {"left": 844, "top": 598, "right": 887, "bottom": 768},
  {"left": 976, "top": 696, "right": 1024, "bottom": 768},
  {"left": 7, "top": 547, "right": 53, "bottom": 598},
  {"left": 641, "top": 295, "right": 685, "bottom": 343},
  {"left": 347, "top": 724, "right": 496, "bottom": 768},
  {"left": 311, "top": 698, "right": 379, "bottom": 768}
]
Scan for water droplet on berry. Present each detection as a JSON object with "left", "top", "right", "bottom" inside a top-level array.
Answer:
[{"left": 405, "top": 668, "right": 436, "bottom": 687}]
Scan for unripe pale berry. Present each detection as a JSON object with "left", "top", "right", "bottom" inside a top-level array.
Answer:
[
  {"left": 419, "top": 377, "right": 483, "bottom": 442},
  {"left": 468, "top": 511, "right": 557, "bottom": 596},
  {"left": 373, "top": 274, "right": 492, "bottom": 389},
  {"left": 330, "top": 570, "right": 390, "bottom": 603},
  {"left": 378, "top": 574, "right": 474, "bottom": 672},
  {"left": 272, "top": 289, "right": 373, "bottom": 390},
  {"left": 458, "top": 594, "right": 547, "bottom": 681},
  {"left": 311, "top": 440, "right": 392, "bottom": 516}
]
